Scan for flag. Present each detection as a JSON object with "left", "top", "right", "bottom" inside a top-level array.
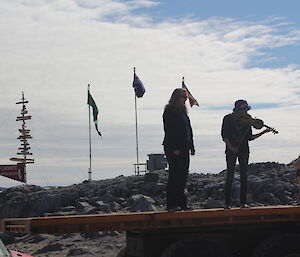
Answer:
[
  {"left": 133, "top": 70, "right": 145, "bottom": 98},
  {"left": 182, "top": 79, "right": 199, "bottom": 107},
  {"left": 87, "top": 89, "right": 102, "bottom": 136}
]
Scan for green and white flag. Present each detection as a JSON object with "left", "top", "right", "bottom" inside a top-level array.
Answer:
[{"left": 87, "top": 89, "right": 102, "bottom": 136}]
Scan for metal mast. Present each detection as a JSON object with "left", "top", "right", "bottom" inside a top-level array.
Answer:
[{"left": 88, "top": 84, "right": 92, "bottom": 181}]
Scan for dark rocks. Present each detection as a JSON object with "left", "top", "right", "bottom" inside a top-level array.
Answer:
[
  {"left": 127, "top": 194, "right": 157, "bottom": 212},
  {"left": 144, "top": 172, "right": 159, "bottom": 182},
  {"left": 61, "top": 206, "right": 77, "bottom": 213},
  {"left": 0, "top": 160, "right": 299, "bottom": 220},
  {"left": 1, "top": 160, "right": 299, "bottom": 257},
  {"left": 95, "top": 201, "right": 110, "bottom": 211},
  {"left": 202, "top": 198, "right": 224, "bottom": 209},
  {"left": 23, "top": 235, "right": 47, "bottom": 244},
  {"left": 67, "top": 248, "right": 90, "bottom": 256},
  {"left": 100, "top": 192, "right": 116, "bottom": 203},
  {"left": 257, "top": 193, "right": 280, "bottom": 205},
  {"left": 33, "top": 242, "right": 63, "bottom": 254},
  {"left": 0, "top": 232, "right": 15, "bottom": 244},
  {"left": 76, "top": 201, "right": 93, "bottom": 210}
]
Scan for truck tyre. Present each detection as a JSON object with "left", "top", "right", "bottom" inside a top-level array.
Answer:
[
  {"left": 160, "top": 238, "right": 231, "bottom": 257},
  {"left": 251, "top": 234, "right": 300, "bottom": 257}
]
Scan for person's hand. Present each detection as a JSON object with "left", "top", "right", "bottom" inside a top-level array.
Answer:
[
  {"left": 263, "top": 128, "right": 272, "bottom": 134},
  {"left": 173, "top": 150, "right": 180, "bottom": 156},
  {"left": 191, "top": 149, "right": 195, "bottom": 156}
]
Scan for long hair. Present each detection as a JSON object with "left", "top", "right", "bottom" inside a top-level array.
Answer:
[{"left": 165, "top": 88, "right": 187, "bottom": 113}]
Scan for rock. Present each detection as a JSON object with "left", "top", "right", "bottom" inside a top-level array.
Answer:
[
  {"left": 104, "top": 244, "right": 114, "bottom": 249},
  {"left": 75, "top": 201, "right": 92, "bottom": 210},
  {"left": 140, "top": 182, "right": 157, "bottom": 193},
  {"left": 144, "top": 172, "right": 159, "bottom": 183},
  {"left": 128, "top": 194, "right": 157, "bottom": 212},
  {"left": 83, "top": 206, "right": 98, "bottom": 214},
  {"left": 61, "top": 191, "right": 79, "bottom": 206},
  {"left": 0, "top": 232, "right": 15, "bottom": 244},
  {"left": 151, "top": 183, "right": 165, "bottom": 196},
  {"left": 109, "top": 231, "right": 121, "bottom": 236},
  {"left": 67, "top": 248, "right": 90, "bottom": 256},
  {"left": 95, "top": 201, "right": 110, "bottom": 211},
  {"left": 24, "top": 235, "right": 47, "bottom": 243},
  {"left": 202, "top": 198, "right": 224, "bottom": 209},
  {"left": 101, "top": 192, "right": 116, "bottom": 203},
  {"left": 257, "top": 192, "right": 280, "bottom": 205},
  {"left": 44, "top": 210, "right": 77, "bottom": 216},
  {"left": 61, "top": 206, "right": 76, "bottom": 212},
  {"left": 34, "top": 243, "right": 63, "bottom": 254},
  {"left": 110, "top": 201, "right": 121, "bottom": 212},
  {"left": 81, "top": 232, "right": 101, "bottom": 239}
]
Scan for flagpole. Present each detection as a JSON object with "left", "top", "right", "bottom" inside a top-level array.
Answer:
[
  {"left": 134, "top": 67, "right": 140, "bottom": 175},
  {"left": 88, "top": 84, "right": 92, "bottom": 181}
]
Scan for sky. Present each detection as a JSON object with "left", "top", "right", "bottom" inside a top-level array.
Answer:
[{"left": 0, "top": 0, "right": 299, "bottom": 187}]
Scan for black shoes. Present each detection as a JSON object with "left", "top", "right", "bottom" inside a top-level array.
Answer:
[
  {"left": 224, "top": 204, "right": 231, "bottom": 210},
  {"left": 224, "top": 203, "right": 250, "bottom": 209},
  {"left": 167, "top": 206, "right": 193, "bottom": 212},
  {"left": 167, "top": 207, "right": 181, "bottom": 212},
  {"left": 180, "top": 205, "right": 193, "bottom": 211},
  {"left": 240, "top": 204, "right": 250, "bottom": 209}
]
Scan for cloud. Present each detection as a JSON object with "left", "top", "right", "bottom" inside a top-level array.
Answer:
[{"left": 0, "top": 0, "right": 299, "bottom": 187}]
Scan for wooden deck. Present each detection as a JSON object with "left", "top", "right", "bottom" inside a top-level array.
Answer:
[{"left": 1, "top": 205, "right": 300, "bottom": 234}]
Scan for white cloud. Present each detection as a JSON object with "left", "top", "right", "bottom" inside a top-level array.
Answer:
[{"left": 0, "top": 0, "right": 299, "bottom": 187}]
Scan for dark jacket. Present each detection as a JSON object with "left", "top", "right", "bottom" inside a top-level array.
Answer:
[
  {"left": 221, "top": 113, "right": 253, "bottom": 154},
  {"left": 162, "top": 105, "right": 195, "bottom": 152}
]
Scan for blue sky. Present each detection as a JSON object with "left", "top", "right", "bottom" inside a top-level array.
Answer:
[
  {"left": 0, "top": 0, "right": 299, "bottom": 187},
  {"left": 135, "top": 0, "right": 300, "bottom": 69},
  {"left": 141, "top": 0, "right": 300, "bottom": 22}
]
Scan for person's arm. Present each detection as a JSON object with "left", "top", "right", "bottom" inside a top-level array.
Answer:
[
  {"left": 223, "top": 138, "right": 238, "bottom": 154},
  {"left": 221, "top": 115, "right": 238, "bottom": 154},
  {"left": 188, "top": 116, "right": 195, "bottom": 155},
  {"left": 163, "top": 109, "right": 181, "bottom": 155},
  {"left": 250, "top": 128, "right": 272, "bottom": 140}
]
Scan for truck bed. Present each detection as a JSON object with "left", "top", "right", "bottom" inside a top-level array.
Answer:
[{"left": 1, "top": 205, "right": 300, "bottom": 234}]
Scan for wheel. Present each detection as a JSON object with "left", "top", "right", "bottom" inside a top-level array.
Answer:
[
  {"left": 251, "top": 234, "right": 300, "bottom": 257},
  {"left": 160, "top": 238, "right": 231, "bottom": 257}
]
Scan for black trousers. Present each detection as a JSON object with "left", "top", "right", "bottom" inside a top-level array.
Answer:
[
  {"left": 224, "top": 152, "right": 249, "bottom": 206},
  {"left": 164, "top": 146, "right": 190, "bottom": 209}
]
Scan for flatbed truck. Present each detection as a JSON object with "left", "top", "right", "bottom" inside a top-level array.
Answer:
[{"left": 1, "top": 205, "right": 300, "bottom": 257}]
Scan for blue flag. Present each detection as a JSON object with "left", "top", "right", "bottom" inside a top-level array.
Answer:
[{"left": 133, "top": 72, "right": 145, "bottom": 98}]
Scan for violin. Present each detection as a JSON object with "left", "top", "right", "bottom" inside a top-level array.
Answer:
[{"left": 238, "top": 113, "right": 278, "bottom": 134}]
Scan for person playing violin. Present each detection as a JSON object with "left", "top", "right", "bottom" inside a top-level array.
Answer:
[{"left": 221, "top": 99, "right": 271, "bottom": 209}]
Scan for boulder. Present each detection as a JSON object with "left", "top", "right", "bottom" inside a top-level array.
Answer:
[
  {"left": 75, "top": 201, "right": 93, "bottom": 210},
  {"left": 128, "top": 194, "right": 157, "bottom": 212},
  {"left": 202, "top": 198, "right": 224, "bottom": 209}
]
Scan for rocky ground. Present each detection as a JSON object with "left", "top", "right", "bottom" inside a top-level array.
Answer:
[
  {"left": 3, "top": 232, "right": 125, "bottom": 257},
  {"left": 0, "top": 160, "right": 299, "bottom": 256}
]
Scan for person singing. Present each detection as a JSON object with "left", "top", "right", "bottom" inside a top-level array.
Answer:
[{"left": 163, "top": 88, "right": 195, "bottom": 212}]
